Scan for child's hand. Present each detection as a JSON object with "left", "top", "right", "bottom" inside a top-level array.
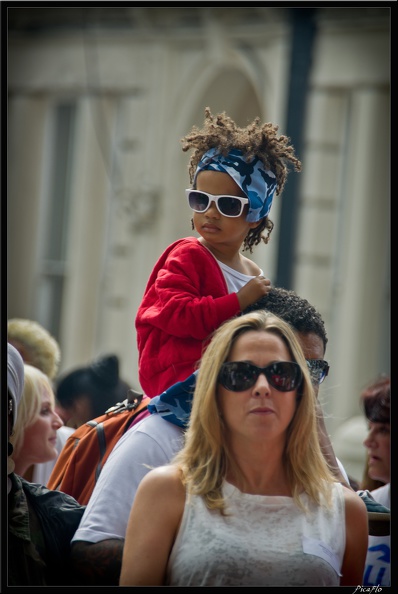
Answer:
[{"left": 236, "top": 275, "right": 272, "bottom": 311}]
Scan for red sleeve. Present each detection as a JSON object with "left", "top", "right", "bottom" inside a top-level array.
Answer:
[
  {"left": 136, "top": 238, "right": 240, "bottom": 341},
  {"left": 135, "top": 238, "right": 242, "bottom": 396}
]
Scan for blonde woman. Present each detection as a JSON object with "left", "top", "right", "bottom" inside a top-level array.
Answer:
[
  {"left": 10, "top": 364, "right": 64, "bottom": 481},
  {"left": 120, "top": 310, "right": 368, "bottom": 586},
  {"left": 8, "top": 345, "right": 85, "bottom": 586},
  {"left": 7, "top": 317, "right": 74, "bottom": 484}
]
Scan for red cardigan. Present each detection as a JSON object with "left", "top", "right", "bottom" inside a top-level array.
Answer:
[{"left": 135, "top": 237, "right": 241, "bottom": 397}]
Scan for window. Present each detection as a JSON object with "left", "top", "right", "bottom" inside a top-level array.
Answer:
[{"left": 36, "top": 102, "right": 76, "bottom": 339}]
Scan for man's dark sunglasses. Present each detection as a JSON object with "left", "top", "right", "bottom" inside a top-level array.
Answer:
[{"left": 306, "top": 359, "right": 329, "bottom": 385}]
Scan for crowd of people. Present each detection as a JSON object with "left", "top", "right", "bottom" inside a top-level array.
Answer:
[
  {"left": 121, "top": 310, "right": 368, "bottom": 586},
  {"left": 7, "top": 108, "right": 390, "bottom": 587},
  {"left": 69, "top": 286, "right": 351, "bottom": 584}
]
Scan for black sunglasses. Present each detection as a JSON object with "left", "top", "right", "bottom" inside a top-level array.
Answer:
[
  {"left": 186, "top": 189, "right": 249, "bottom": 218},
  {"left": 218, "top": 361, "right": 302, "bottom": 393},
  {"left": 306, "top": 359, "right": 329, "bottom": 385}
]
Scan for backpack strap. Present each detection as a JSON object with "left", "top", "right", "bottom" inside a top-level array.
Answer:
[
  {"left": 47, "top": 390, "right": 151, "bottom": 505},
  {"left": 91, "top": 391, "right": 150, "bottom": 481},
  {"left": 104, "top": 389, "right": 144, "bottom": 415}
]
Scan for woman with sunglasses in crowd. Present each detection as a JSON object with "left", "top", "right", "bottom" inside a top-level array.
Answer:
[
  {"left": 120, "top": 310, "right": 368, "bottom": 586},
  {"left": 135, "top": 107, "right": 301, "bottom": 398}
]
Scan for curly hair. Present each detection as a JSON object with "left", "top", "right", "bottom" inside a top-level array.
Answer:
[
  {"left": 8, "top": 318, "right": 61, "bottom": 380},
  {"left": 181, "top": 107, "right": 302, "bottom": 252},
  {"left": 242, "top": 287, "right": 328, "bottom": 351}
]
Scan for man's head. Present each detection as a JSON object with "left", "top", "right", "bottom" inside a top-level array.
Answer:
[{"left": 243, "top": 288, "right": 329, "bottom": 391}]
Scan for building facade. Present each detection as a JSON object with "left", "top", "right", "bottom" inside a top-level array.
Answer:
[{"left": 7, "top": 6, "right": 390, "bottom": 480}]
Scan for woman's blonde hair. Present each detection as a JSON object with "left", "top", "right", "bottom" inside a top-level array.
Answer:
[
  {"left": 7, "top": 318, "right": 61, "bottom": 380},
  {"left": 10, "top": 364, "right": 55, "bottom": 457},
  {"left": 173, "top": 310, "right": 336, "bottom": 513}
]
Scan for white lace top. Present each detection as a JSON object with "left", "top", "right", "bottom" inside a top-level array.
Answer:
[{"left": 166, "top": 480, "right": 345, "bottom": 586}]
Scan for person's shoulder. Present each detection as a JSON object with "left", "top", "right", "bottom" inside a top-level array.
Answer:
[
  {"left": 23, "top": 477, "right": 83, "bottom": 509},
  {"left": 240, "top": 253, "right": 262, "bottom": 276},
  {"left": 169, "top": 237, "right": 216, "bottom": 258},
  {"left": 165, "top": 236, "right": 199, "bottom": 254},
  {"left": 156, "top": 237, "right": 220, "bottom": 280},
  {"left": 371, "top": 483, "right": 390, "bottom": 505},
  {"left": 128, "top": 412, "right": 183, "bottom": 439},
  {"left": 137, "top": 464, "right": 184, "bottom": 498},
  {"left": 106, "top": 413, "right": 183, "bottom": 463},
  {"left": 342, "top": 484, "right": 368, "bottom": 516},
  {"left": 9, "top": 471, "right": 24, "bottom": 498}
]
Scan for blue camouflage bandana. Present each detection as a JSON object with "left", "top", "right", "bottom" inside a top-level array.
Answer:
[
  {"left": 193, "top": 147, "right": 277, "bottom": 223},
  {"left": 147, "top": 371, "right": 198, "bottom": 428}
]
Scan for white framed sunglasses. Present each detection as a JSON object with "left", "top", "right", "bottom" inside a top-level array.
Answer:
[{"left": 186, "top": 189, "right": 249, "bottom": 218}]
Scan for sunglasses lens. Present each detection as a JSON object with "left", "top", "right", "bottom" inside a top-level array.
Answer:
[
  {"left": 218, "top": 196, "right": 244, "bottom": 217},
  {"left": 187, "top": 190, "right": 245, "bottom": 217},
  {"left": 188, "top": 191, "right": 209, "bottom": 212},
  {"left": 219, "top": 362, "right": 302, "bottom": 392},
  {"left": 306, "top": 360, "right": 329, "bottom": 385},
  {"left": 267, "top": 362, "right": 301, "bottom": 391},
  {"left": 219, "top": 362, "right": 255, "bottom": 391}
]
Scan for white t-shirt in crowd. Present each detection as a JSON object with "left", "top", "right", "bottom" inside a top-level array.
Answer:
[
  {"left": 71, "top": 413, "right": 183, "bottom": 543},
  {"left": 363, "top": 483, "right": 390, "bottom": 586}
]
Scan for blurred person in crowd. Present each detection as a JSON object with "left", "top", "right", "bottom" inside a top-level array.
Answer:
[
  {"left": 7, "top": 317, "right": 74, "bottom": 484},
  {"left": 120, "top": 310, "right": 368, "bottom": 586},
  {"left": 361, "top": 456, "right": 385, "bottom": 492},
  {"left": 358, "top": 375, "right": 390, "bottom": 586},
  {"left": 135, "top": 107, "right": 301, "bottom": 398},
  {"left": 9, "top": 364, "right": 65, "bottom": 482},
  {"left": 71, "top": 287, "right": 351, "bottom": 585},
  {"left": 7, "top": 344, "right": 85, "bottom": 586},
  {"left": 55, "top": 354, "right": 131, "bottom": 429},
  {"left": 8, "top": 318, "right": 61, "bottom": 381}
]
